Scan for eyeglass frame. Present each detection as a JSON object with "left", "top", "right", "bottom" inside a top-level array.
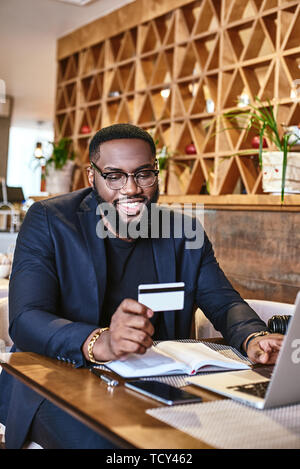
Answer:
[{"left": 90, "top": 160, "right": 160, "bottom": 190}]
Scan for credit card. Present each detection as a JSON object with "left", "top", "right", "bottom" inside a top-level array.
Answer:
[{"left": 138, "top": 282, "right": 185, "bottom": 312}]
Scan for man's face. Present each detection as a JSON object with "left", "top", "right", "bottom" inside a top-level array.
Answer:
[{"left": 88, "top": 138, "right": 159, "bottom": 224}]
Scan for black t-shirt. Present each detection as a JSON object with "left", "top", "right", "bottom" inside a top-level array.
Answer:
[{"left": 101, "top": 236, "right": 165, "bottom": 339}]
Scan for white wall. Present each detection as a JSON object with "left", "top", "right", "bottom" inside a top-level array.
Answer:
[
  {"left": 1, "top": 0, "right": 134, "bottom": 195},
  {"left": 0, "top": 0, "right": 134, "bottom": 128},
  {"left": 7, "top": 125, "right": 54, "bottom": 198}
]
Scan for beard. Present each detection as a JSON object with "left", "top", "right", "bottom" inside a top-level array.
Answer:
[{"left": 93, "top": 182, "right": 160, "bottom": 240}]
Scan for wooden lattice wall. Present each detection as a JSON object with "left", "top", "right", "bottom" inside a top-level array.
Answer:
[{"left": 55, "top": 0, "right": 300, "bottom": 197}]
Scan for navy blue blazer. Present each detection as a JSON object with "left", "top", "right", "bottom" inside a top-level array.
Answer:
[{"left": 0, "top": 188, "right": 267, "bottom": 448}]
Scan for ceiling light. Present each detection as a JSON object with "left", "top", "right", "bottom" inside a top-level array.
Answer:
[
  {"left": 160, "top": 88, "right": 170, "bottom": 99},
  {"left": 34, "top": 142, "right": 43, "bottom": 159}
]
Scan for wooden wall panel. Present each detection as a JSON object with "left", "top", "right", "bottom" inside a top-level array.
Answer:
[
  {"left": 55, "top": 0, "right": 300, "bottom": 203},
  {"left": 57, "top": 0, "right": 192, "bottom": 60},
  {"left": 204, "top": 209, "right": 300, "bottom": 304}
]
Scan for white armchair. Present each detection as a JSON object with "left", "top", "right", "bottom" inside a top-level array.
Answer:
[
  {"left": 0, "top": 297, "right": 12, "bottom": 349},
  {"left": 0, "top": 278, "right": 11, "bottom": 351},
  {"left": 244, "top": 299, "right": 294, "bottom": 324},
  {"left": 195, "top": 299, "right": 295, "bottom": 340}
]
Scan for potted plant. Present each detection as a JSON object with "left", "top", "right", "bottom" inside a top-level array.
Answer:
[
  {"left": 156, "top": 144, "right": 188, "bottom": 194},
  {"left": 44, "top": 138, "right": 75, "bottom": 194},
  {"left": 221, "top": 97, "right": 300, "bottom": 202}
]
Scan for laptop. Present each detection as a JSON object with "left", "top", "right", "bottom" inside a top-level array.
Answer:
[{"left": 187, "top": 292, "right": 300, "bottom": 409}]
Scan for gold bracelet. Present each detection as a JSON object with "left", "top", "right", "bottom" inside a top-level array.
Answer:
[
  {"left": 245, "top": 331, "right": 270, "bottom": 351},
  {"left": 87, "top": 328, "right": 110, "bottom": 364}
]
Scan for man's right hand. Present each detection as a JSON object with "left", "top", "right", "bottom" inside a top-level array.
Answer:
[{"left": 84, "top": 299, "right": 154, "bottom": 362}]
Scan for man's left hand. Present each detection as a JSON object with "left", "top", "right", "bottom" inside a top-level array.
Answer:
[{"left": 246, "top": 333, "right": 284, "bottom": 364}]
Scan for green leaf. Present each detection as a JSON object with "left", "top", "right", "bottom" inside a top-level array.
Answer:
[
  {"left": 258, "top": 123, "right": 266, "bottom": 168},
  {"left": 46, "top": 138, "right": 74, "bottom": 170},
  {"left": 281, "top": 135, "right": 289, "bottom": 203}
]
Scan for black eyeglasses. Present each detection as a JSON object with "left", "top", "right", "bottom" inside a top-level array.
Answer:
[{"left": 90, "top": 161, "right": 159, "bottom": 190}]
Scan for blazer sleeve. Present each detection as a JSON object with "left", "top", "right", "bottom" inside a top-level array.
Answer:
[
  {"left": 195, "top": 232, "right": 268, "bottom": 351},
  {"left": 9, "top": 202, "right": 96, "bottom": 367}
]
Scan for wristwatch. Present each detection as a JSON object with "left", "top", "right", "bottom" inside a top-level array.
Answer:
[{"left": 245, "top": 331, "right": 270, "bottom": 351}]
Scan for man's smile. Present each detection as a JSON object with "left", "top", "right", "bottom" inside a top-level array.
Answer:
[{"left": 115, "top": 197, "right": 147, "bottom": 217}]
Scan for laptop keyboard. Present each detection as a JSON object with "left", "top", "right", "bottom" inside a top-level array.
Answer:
[
  {"left": 253, "top": 366, "right": 274, "bottom": 379},
  {"left": 227, "top": 381, "right": 269, "bottom": 398}
]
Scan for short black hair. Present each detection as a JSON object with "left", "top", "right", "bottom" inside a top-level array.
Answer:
[{"left": 89, "top": 123, "right": 156, "bottom": 162}]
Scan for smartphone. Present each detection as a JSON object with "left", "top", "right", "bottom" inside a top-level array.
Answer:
[{"left": 124, "top": 380, "right": 202, "bottom": 406}]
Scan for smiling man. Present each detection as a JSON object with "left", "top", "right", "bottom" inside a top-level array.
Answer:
[{"left": 0, "top": 123, "right": 283, "bottom": 449}]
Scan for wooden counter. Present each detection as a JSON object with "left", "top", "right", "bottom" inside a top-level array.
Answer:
[
  {"left": 0, "top": 351, "right": 222, "bottom": 449},
  {"left": 158, "top": 194, "right": 300, "bottom": 211}
]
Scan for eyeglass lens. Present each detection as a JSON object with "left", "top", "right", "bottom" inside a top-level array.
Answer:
[{"left": 106, "top": 171, "right": 157, "bottom": 189}]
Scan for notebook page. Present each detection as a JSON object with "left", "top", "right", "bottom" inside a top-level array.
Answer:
[
  {"left": 106, "top": 346, "right": 187, "bottom": 377},
  {"left": 156, "top": 341, "right": 250, "bottom": 371}
]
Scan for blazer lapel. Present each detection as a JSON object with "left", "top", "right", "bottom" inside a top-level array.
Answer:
[
  {"left": 77, "top": 191, "right": 107, "bottom": 325},
  {"left": 152, "top": 236, "right": 176, "bottom": 339}
]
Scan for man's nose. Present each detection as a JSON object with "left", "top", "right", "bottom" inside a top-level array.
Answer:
[{"left": 120, "top": 175, "right": 142, "bottom": 196}]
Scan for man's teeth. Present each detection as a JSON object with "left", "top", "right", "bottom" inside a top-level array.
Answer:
[{"left": 120, "top": 202, "right": 140, "bottom": 206}]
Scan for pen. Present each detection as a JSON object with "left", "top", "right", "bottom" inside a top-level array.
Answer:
[{"left": 99, "top": 373, "right": 119, "bottom": 387}]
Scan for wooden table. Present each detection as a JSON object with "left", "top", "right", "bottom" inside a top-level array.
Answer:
[{"left": 0, "top": 351, "right": 224, "bottom": 449}]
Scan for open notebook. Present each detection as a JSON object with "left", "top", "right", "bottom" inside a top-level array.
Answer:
[{"left": 104, "top": 340, "right": 250, "bottom": 378}]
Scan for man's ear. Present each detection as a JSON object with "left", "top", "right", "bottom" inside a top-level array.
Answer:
[{"left": 86, "top": 166, "right": 94, "bottom": 187}]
